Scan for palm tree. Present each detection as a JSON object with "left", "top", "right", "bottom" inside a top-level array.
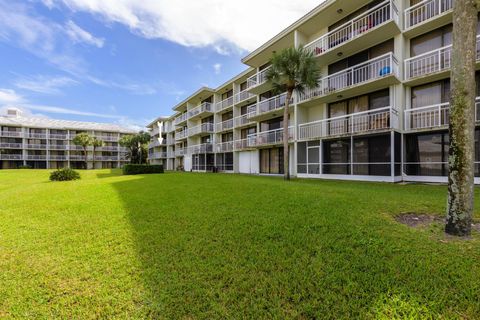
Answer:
[
  {"left": 91, "top": 137, "right": 104, "bottom": 169},
  {"left": 446, "top": 0, "right": 479, "bottom": 236},
  {"left": 266, "top": 46, "right": 320, "bottom": 180},
  {"left": 72, "top": 132, "right": 93, "bottom": 169}
]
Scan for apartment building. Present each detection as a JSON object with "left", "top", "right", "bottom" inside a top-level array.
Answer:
[
  {"left": 0, "top": 108, "right": 135, "bottom": 169},
  {"left": 148, "top": 0, "right": 480, "bottom": 183}
]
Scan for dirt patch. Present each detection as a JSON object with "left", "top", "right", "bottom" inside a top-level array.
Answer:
[{"left": 395, "top": 213, "right": 444, "bottom": 228}]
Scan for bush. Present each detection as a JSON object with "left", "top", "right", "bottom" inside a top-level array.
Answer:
[
  {"left": 18, "top": 165, "right": 32, "bottom": 169},
  {"left": 123, "top": 164, "right": 164, "bottom": 175},
  {"left": 50, "top": 168, "right": 81, "bottom": 181}
]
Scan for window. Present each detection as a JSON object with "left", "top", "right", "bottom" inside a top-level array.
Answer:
[
  {"left": 353, "top": 135, "right": 391, "bottom": 176},
  {"left": 323, "top": 139, "right": 350, "bottom": 174},
  {"left": 405, "top": 132, "right": 449, "bottom": 176},
  {"left": 260, "top": 148, "right": 284, "bottom": 174}
]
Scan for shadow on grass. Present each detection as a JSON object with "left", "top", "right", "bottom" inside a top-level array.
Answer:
[
  {"left": 109, "top": 172, "right": 480, "bottom": 318},
  {"left": 95, "top": 169, "right": 123, "bottom": 179}
]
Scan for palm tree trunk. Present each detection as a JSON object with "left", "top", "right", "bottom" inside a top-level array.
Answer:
[
  {"left": 83, "top": 147, "right": 88, "bottom": 170},
  {"left": 446, "top": 0, "right": 478, "bottom": 236},
  {"left": 92, "top": 146, "right": 96, "bottom": 169},
  {"left": 283, "top": 90, "right": 293, "bottom": 180}
]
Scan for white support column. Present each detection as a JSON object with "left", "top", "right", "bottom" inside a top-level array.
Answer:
[
  {"left": 390, "top": 130, "right": 395, "bottom": 181},
  {"left": 46, "top": 128, "right": 50, "bottom": 169},
  {"left": 350, "top": 136, "right": 354, "bottom": 175}
]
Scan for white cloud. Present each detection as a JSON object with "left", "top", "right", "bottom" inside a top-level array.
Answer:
[
  {"left": 65, "top": 20, "right": 105, "bottom": 48},
  {"left": 43, "top": 0, "right": 321, "bottom": 53},
  {"left": 13, "top": 74, "right": 79, "bottom": 95},
  {"left": 213, "top": 63, "right": 222, "bottom": 75},
  {"left": 0, "top": 88, "right": 24, "bottom": 104}
]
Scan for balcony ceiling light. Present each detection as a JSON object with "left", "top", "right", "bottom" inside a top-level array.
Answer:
[
  {"left": 337, "top": 52, "right": 343, "bottom": 57},
  {"left": 337, "top": 95, "right": 343, "bottom": 99},
  {"left": 337, "top": 8, "right": 343, "bottom": 14}
]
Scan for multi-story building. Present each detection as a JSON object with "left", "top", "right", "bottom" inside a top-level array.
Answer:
[
  {"left": 148, "top": 0, "right": 480, "bottom": 183},
  {"left": 0, "top": 108, "right": 135, "bottom": 169}
]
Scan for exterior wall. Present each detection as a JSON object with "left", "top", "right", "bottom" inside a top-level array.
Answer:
[{"left": 147, "top": 0, "right": 480, "bottom": 183}]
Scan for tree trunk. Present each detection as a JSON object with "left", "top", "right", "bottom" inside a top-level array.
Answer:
[
  {"left": 283, "top": 90, "right": 293, "bottom": 180},
  {"left": 446, "top": 0, "right": 478, "bottom": 236},
  {"left": 83, "top": 147, "right": 88, "bottom": 170},
  {"left": 92, "top": 146, "right": 96, "bottom": 170}
]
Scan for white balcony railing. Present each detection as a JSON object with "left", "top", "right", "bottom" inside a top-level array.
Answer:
[
  {"left": 26, "top": 155, "right": 47, "bottom": 161},
  {"left": 188, "top": 102, "right": 214, "bottom": 119},
  {"left": 247, "top": 127, "right": 295, "bottom": 147},
  {"left": 188, "top": 143, "right": 213, "bottom": 154},
  {"left": 174, "top": 113, "right": 188, "bottom": 125},
  {"left": 249, "top": 93, "right": 292, "bottom": 118},
  {"left": 298, "top": 53, "right": 399, "bottom": 103},
  {"left": 1, "top": 131, "right": 23, "bottom": 138},
  {"left": 216, "top": 119, "right": 234, "bottom": 132},
  {"left": 27, "top": 133, "right": 47, "bottom": 139},
  {"left": 25, "top": 144, "right": 47, "bottom": 149},
  {"left": 405, "top": 35, "right": 480, "bottom": 80},
  {"left": 95, "top": 135, "right": 119, "bottom": 142},
  {"left": 175, "top": 130, "right": 188, "bottom": 140},
  {"left": 234, "top": 89, "right": 255, "bottom": 104},
  {"left": 150, "top": 152, "right": 167, "bottom": 159},
  {"left": 246, "top": 66, "right": 271, "bottom": 89},
  {"left": 188, "top": 123, "right": 215, "bottom": 136},
  {"left": 69, "top": 155, "right": 90, "bottom": 161},
  {"left": 405, "top": 99, "right": 480, "bottom": 131},
  {"left": 216, "top": 96, "right": 234, "bottom": 112},
  {"left": 175, "top": 148, "right": 185, "bottom": 157},
  {"left": 305, "top": 0, "right": 398, "bottom": 57},
  {"left": 49, "top": 155, "right": 68, "bottom": 161},
  {"left": 216, "top": 141, "right": 234, "bottom": 153},
  {"left": 50, "top": 144, "right": 69, "bottom": 150},
  {"left": 0, "top": 143, "right": 22, "bottom": 148},
  {"left": 298, "top": 106, "right": 398, "bottom": 140},
  {"left": 49, "top": 134, "right": 68, "bottom": 140},
  {"left": 405, "top": 0, "right": 453, "bottom": 29},
  {"left": 1, "top": 154, "right": 23, "bottom": 160},
  {"left": 234, "top": 113, "right": 255, "bottom": 127},
  {"left": 94, "top": 156, "right": 119, "bottom": 161}
]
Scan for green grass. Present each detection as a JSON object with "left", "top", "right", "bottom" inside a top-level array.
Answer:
[{"left": 1, "top": 169, "right": 479, "bottom": 319}]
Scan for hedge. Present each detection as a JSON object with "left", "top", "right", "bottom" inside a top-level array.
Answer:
[
  {"left": 50, "top": 168, "right": 81, "bottom": 181},
  {"left": 123, "top": 164, "right": 164, "bottom": 175}
]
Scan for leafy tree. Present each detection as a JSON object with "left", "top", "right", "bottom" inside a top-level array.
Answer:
[
  {"left": 72, "top": 132, "right": 93, "bottom": 169},
  {"left": 266, "top": 46, "right": 320, "bottom": 180},
  {"left": 91, "top": 137, "right": 105, "bottom": 169},
  {"left": 446, "top": 0, "right": 480, "bottom": 236},
  {"left": 119, "top": 131, "right": 150, "bottom": 164}
]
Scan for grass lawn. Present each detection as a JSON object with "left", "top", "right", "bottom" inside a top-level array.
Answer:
[{"left": 1, "top": 169, "right": 479, "bottom": 319}]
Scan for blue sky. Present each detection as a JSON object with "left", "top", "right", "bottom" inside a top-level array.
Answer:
[{"left": 0, "top": 0, "right": 319, "bottom": 129}]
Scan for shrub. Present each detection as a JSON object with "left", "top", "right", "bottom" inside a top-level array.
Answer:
[
  {"left": 50, "top": 168, "right": 81, "bottom": 181},
  {"left": 123, "top": 164, "right": 164, "bottom": 175},
  {"left": 18, "top": 165, "right": 32, "bottom": 169}
]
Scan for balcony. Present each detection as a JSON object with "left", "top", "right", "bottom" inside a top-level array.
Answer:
[
  {"left": 234, "top": 89, "right": 256, "bottom": 107},
  {"left": 1, "top": 131, "right": 23, "bottom": 138},
  {"left": 27, "top": 133, "right": 47, "bottom": 139},
  {"left": 0, "top": 154, "right": 23, "bottom": 160},
  {"left": 404, "top": 35, "right": 480, "bottom": 84},
  {"left": 175, "top": 148, "right": 185, "bottom": 157},
  {"left": 215, "top": 141, "right": 234, "bottom": 153},
  {"left": 246, "top": 66, "right": 271, "bottom": 94},
  {"left": 188, "top": 143, "right": 213, "bottom": 154},
  {"left": 234, "top": 113, "right": 255, "bottom": 128},
  {"left": 95, "top": 156, "right": 119, "bottom": 161},
  {"left": 70, "top": 155, "right": 89, "bottom": 161},
  {"left": 216, "top": 96, "right": 234, "bottom": 112},
  {"left": 49, "top": 155, "right": 68, "bottom": 161},
  {"left": 49, "top": 134, "right": 68, "bottom": 140},
  {"left": 26, "top": 155, "right": 47, "bottom": 161},
  {"left": 298, "top": 53, "right": 400, "bottom": 106},
  {"left": 70, "top": 145, "right": 92, "bottom": 151},
  {"left": 188, "top": 102, "right": 214, "bottom": 120},
  {"left": 98, "top": 146, "right": 120, "bottom": 152},
  {"left": 95, "top": 135, "right": 119, "bottom": 142},
  {"left": 175, "top": 130, "right": 188, "bottom": 141},
  {"left": 234, "top": 138, "right": 255, "bottom": 151},
  {"left": 247, "top": 127, "right": 295, "bottom": 147},
  {"left": 405, "top": 99, "right": 480, "bottom": 131},
  {"left": 25, "top": 144, "right": 47, "bottom": 150},
  {"left": 150, "top": 152, "right": 167, "bottom": 159},
  {"left": 188, "top": 123, "right": 214, "bottom": 137},
  {"left": 0, "top": 143, "right": 22, "bottom": 149},
  {"left": 304, "top": 0, "right": 400, "bottom": 66},
  {"left": 248, "top": 93, "right": 293, "bottom": 121},
  {"left": 298, "top": 106, "right": 399, "bottom": 140},
  {"left": 50, "top": 144, "right": 69, "bottom": 150},
  {"left": 174, "top": 113, "right": 188, "bottom": 126},
  {"left": 151, "top": 127, "right": 160, "bottom": 136},
  {"left": 216, "top": 119, "right": 234, "bottom": 133},
  {"left": 149, "top": 140, "right": 161, "bottom": 148},
  {"left": 404, "top": 0, "right": 453, "bottom": 38}
]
